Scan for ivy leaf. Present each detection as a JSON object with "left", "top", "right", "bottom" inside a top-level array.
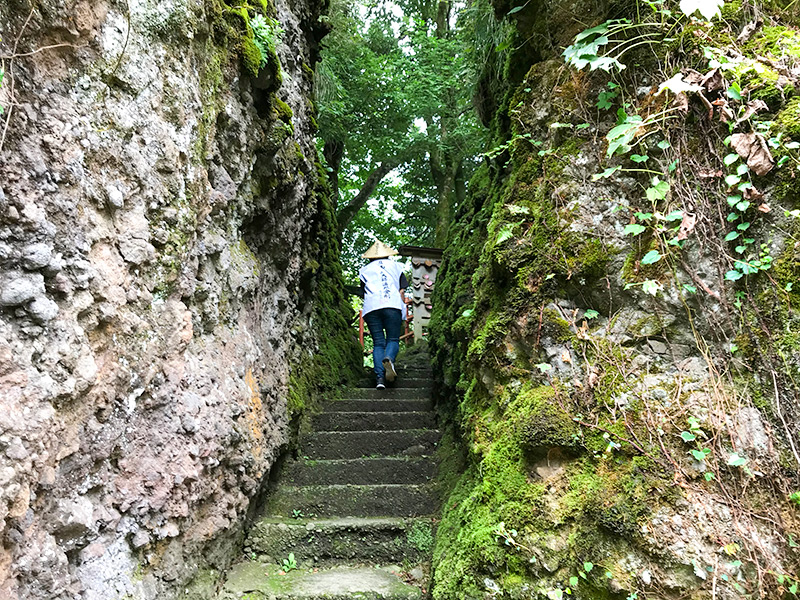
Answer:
[
  {"left": 723, "top": 153, "right": 740, "bottom": 166},
  {"left": 624, "top": 223, "right": 647, "bottom": 236},
  {"left": 726, "top": 194, "right": 742, "bottom": 207},
  {"left": 665, "top": 210, "right": 684, "bottom": 221},
  {"left": 631, "top": 154, "right": 650, "bottom": 163},
  {"left": 584, "top": 562, "right": 594, "bottom": 572},
  {"left": 725, "top": 269, "right": 743, "bottom": 281},
  {"left": 641, "top": 250, "right": 662, "bottom": 265},
  {"left": 727, "top": 83, "right": 742, "bottom": 101},
  {"left": 727, "top": 453, "right": 748, "bottom": 467},
  {"left": 646, "top": 179, "right": 670, "bottom": 201},
  {"left": 736, "top": 163, "right": 749, "bottom": 176},
  {"left": 584, "top": 309, "right": 600, "bottom": 319},
  {"left": 724, "top": 231, "right": 740, "bottom": 241},
  {"left": 725, "top": 174, "right": 742, "bottom": 186},
  {"left": 657, "top": 140, "right": 671, "bottom": 150},
  {"left": 592, "top": 165, "right": 622, "bottom": 180},
  {"left": 642, "top": 280, "right": 661, "bottom": 295},
  {"left": 691, "top": 448, "right": 711, "bottom": 461},
  {"left": 681, "top": 431, "right": 697, "bottom": 442}
]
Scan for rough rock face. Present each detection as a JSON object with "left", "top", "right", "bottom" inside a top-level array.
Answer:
[
  {"left": 0, "top": 0, "right": 351, "bottom": 598},
  {"left": 430, "top": 1, "right": 800, "bottom": 599}
]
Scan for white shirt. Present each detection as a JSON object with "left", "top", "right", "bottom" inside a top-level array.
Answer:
[{"left": 359, "top": 259, "right": 405, "bottom": 316}]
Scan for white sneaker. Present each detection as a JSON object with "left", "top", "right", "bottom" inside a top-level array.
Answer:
[{"left": 382, "top": 358, "right": 397, "bottom": 382}]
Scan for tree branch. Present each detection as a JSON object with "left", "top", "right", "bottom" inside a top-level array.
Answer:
[{"left": 336, "top": 158, "right": 401, "bottom": 233}]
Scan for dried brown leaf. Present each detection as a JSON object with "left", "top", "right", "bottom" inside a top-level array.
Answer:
[
  {"left": 677, "top": 212, "right": 697, "bottom": 241},
  {"left": 730, "top": 132, "right": 775, "bottom": 176},
  {"left": 701, "top": 67, "right": 724, "bottom": 92},
  {"left": 757, "top": 203, "right": 771, "bottom": 213}
]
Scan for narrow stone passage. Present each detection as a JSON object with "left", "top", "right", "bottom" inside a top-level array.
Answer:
[{"left": 218, "top": 357, "right": 439, "bottom": 599}]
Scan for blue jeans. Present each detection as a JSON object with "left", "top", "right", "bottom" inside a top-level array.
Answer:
[{"left": 364, "top": 308, "right": 402, "bottom": 379}]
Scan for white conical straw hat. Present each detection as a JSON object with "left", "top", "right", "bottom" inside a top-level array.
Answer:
[{"left": 362, "top": 240, "right": 398, "bottom": 259}]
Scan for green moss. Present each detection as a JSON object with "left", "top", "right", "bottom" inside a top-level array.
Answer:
[{"left": 510, "top": 386, "right": 580, "bottom": 451}]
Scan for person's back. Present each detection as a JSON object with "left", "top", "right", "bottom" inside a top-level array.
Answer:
[{"left": 358, "top": 242, "right": 408, "bottom": 389}]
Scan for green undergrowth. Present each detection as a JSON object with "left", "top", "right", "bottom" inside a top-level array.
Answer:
[{"left": 205, "top": 0, "right": 282, "bottom": 81}]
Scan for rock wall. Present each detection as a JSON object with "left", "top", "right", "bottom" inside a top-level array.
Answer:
[
  {"left": 430, "top": 1, "right": 800, "bottom": 598},
  {"left": 0, "top": 0, "right": 357, "bottom": 598}
]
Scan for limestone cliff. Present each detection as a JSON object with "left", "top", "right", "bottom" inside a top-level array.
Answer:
[
  {"left": 431, "top": 0, "right": 800, "bottom": 598},
  {"left": 0, "top": 1, "right": 358, "bottom": 598}
]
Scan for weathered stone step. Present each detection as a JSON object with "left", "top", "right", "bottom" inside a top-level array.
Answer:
[
  {"left": 312, "top": 411, "right": 436, "bottom": 432},
  {"left": 324, "top": 398, "right": 433, "bottom": 413},
  {"left": 339, "top": 387, "right": 432, "bottom": 400},
  {"left": 245, "top": 517, "right": 435, "bottom": 565},
  {"left": 220, "top": 563, "right": 422, "bottom": 599},
  {"left": 301, "top": 429, "right": 440, "bottom": 459},
  {"left": 266, "top": 484, "right": 439, "bottom": 517},
  {"left": 283, "top": 457, "right": 436, "bottom": 486},
  {"left": 355, "top": 378, "right": 432, "bottom": 389}
]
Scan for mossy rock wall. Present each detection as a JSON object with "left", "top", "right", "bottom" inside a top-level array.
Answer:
[
  {"left": 430, "top": 1, "right": 800, "bottom": 598},
  {"left": 0, "top": 0, "right": 357, "bottom": 599}
]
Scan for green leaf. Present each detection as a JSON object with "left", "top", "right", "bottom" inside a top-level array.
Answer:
[
  {"left": 681, "top": 431, "right": 697, "bottom": 442},
  {"left": 584, "top": 309, "right": 600, "bottom": 319},
  {"left": 723, "top": 153, "right": 739, "bottom": 166},
  {"left": 691, "top": 448, "right": 711, "bottom": 461},
  {"left": 737, "top": 222, "right": 751, "bottom": 231},
  {"left": 727, "top": 212, "right": 739, "bottom": 222},
  {"left": 461, "top": 309, "right": 474, "bottom": 318},
  {"left": 683, "top": 284, "right": 697, "bottom": 294},
  {"left": 725, "top": 269, "right": 743, "bottom": 281},
  {"left": 704, "top": 472, "right": 715, "bottom": 481},
  {"left": 631, "top": 154, "right": 649, "bottom": 163},
  {"left": 624, "top": 224, "right": 647, "bottom": 236},
  {"left": 569, "top": 577, "right": 579, "bottom": 588},
  {"left": 724, "top": 231, "right": 740, "bottom": 241},
  {"left": 641, "top": 250, "right": 662, "bottom": 265},
  {"left": 735, "top": 245, "right": 746, "bottom": 254},
  {"left": 536, "top": 363, "right": 553, "bottom": 373},
  {"left": 507, "top": 5, "right": 525, "bottom": 14},
  {"left": 736, "top": 200, "right": 750, "bottom": 212},
  {"left": 727, "top": 453, "right": 748, "bottom": 467},
  {"left": 657, "top": 140, "right": 671, "bottom": 150},
  {"left": 736, "top": 163, "right": 749, "bottom": 176},
  {"left": 725, "top": 174, "right": 742, "bottom": 186},
  {"left": 592, "top": 165, "right": 622, "bottom": 180},
  {"left": 727, "top": 82, "right": 742, "bottom": 100},
  {"left": 635, "top": 212, "right": 653, "bottom": 220},
  {"left": 645, "top": 179, "right": 670, "bottom": 201},
  {"left": 584, "top": 562, "right": 594, "bottom": 573},
  {"left": 497, "top": 225, "right": 515, "bottom": 243},
  {"left": 642, "top": 279, "right": 661, "bottom": 295},
  {"left": 726, "top": 194, "right": 742, "bottom": 207},
  {"left": 665, "top": 210, "right": 683, "bottom": 221}
]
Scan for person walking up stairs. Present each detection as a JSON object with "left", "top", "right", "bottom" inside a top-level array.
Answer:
[{"left": 218, "top": 357, "right": 440, "bottom": 599}]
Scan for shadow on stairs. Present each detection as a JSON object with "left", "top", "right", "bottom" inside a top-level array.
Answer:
[{"left": 217, "top": 360, "right": 440, "bottom": 600}]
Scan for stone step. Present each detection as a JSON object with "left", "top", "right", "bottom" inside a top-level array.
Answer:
[
  {"left": 324, "top": 398, "right": 433, "bottom": 413},
  {"left": 266, "top": 484, "right": 439, "bottom": 518},
  {"left": 338, "top": 388, "right": 433, "bottom": 400},
  {"left": 283, "top": 457, "right": 437, "bottom": 486},
  {"left": 312, "top": 411, "right": 436, "bottom": 432},
  {"left": 245, "top": 517, "right": 435, "bottom": 565},
  {"left": 301, "top": 430, "right": 440, "bottom": 460},
  {"left": 220, "top": 563, "right": 422, "bottom": 599},
  {"left": 355, "top": 378, "right": 432, "bottom": 389}
]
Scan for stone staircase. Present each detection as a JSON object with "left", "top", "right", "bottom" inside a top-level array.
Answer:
[{"left": 218, "top": 361, "right": 440, "bottom": 599}]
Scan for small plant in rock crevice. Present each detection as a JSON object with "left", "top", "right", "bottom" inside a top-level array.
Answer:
[
  {"left": 281, "top": 552, "right": 297, "bottom": 572},
  {"left": 251, "top": 14, "right": 283, "bottom": 71}
]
